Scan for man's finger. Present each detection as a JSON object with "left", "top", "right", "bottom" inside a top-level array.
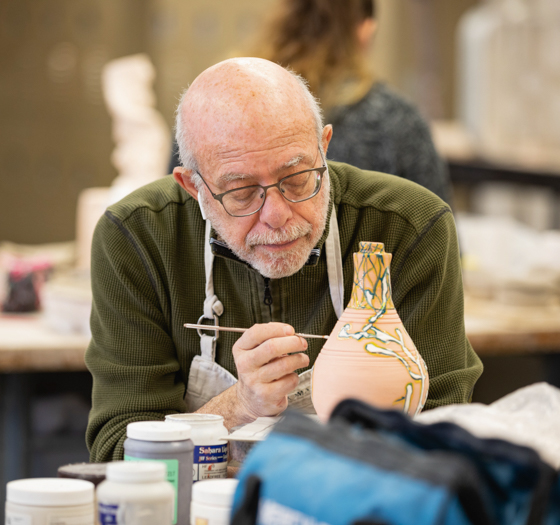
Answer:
[
  {"left": 257, "top": 353, "right": 309, "bottom": 383},
  {"left": 235, "top": 336, "right": 307, "bottom": 372},
  {"left": 234, "top": 322, "right": 296, "bottom": 351},
  {"left": 253, "top": 372, "right": 300, "bottom": 402}
]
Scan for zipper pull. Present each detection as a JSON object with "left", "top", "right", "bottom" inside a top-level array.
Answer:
[
  {"left": 263, "top": 277, "right": 273, "bottom": 307},
  {"left": 263, "top": 277, "right": 273, "bottom": 319}
]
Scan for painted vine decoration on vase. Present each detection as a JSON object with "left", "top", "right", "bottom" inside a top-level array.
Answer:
[{"left": 311, "top": 241, "right": 429, "bottom": 420}]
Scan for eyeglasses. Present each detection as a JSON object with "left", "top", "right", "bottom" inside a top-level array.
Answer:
[{"left": 195, "top": 148, "right": 327, "bottom": 217}]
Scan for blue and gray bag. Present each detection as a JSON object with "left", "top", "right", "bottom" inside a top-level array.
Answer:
[{"left": 231, "top": 399, "right": 559, "bottom": 525}]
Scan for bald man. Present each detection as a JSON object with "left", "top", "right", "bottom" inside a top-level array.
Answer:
[{"left": 86, "top": 58, "right": 482, "bottom": 461}]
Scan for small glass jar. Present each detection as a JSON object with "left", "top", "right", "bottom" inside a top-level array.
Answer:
[
  {"left": 97, "top": 461, "right": 174, "bottom": 525},
  {"left": 165, "top": 414, "right": 228, "bottom": 482},
  {"left": 5, "top": 477, "right": 95, "bottom": 525}
]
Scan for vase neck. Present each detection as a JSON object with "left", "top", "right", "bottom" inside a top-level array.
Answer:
[{"left": 348, "top": 251, "right": 394, "bottom": 313}]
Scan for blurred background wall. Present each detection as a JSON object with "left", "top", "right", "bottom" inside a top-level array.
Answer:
[
  {"left": 1, "top": 0, "right": 143, "bottom": 244},
  {"left": 0, "top": 0, "right": 478, "bottom": 245}
]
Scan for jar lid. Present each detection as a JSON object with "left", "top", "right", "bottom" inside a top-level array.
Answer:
[
  {"left": 107, "top": 461, "right": 166, "bottom": 483},
  {"left": 57, "top": 462, "right": 108, "bottom": 486},
  {"left": 7, "top": 478, "right": 94, "bottom": 506},
  {"left": 127, "top": 421, "right": 191, "bottom": 441},
  {"left": 165, "top": 413, "right": 224, "bottom": 427},
  {"left": 192, "top": 479, "right": 239, "bottom": 507}
]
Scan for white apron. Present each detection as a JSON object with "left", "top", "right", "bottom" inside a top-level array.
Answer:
[{"left": 185, "top": 205, "right": 344, "bottom": 414}]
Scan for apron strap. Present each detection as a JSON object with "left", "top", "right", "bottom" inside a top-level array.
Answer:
[
  {"left": 203, "top": 220, "right": 224, "bottom": 319},
  {"left": 326, "top": 207, "right": 344, "bottom": 319},
  {"left": 198, "top": 219, "right": 223, "bottom": 361}
]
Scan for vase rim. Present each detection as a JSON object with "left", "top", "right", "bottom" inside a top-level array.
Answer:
[{"left": 358, "top": 241, "right": 385, "bottom": 253}]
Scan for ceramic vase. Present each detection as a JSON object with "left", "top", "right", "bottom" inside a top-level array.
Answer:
[{"left": 311, "top": 242, "right": 429, "bottom": 421}]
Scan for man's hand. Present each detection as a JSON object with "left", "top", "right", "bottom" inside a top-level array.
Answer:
[
  {"left": 195, "top": 323, "right": 309, "bottom": 430},
  {"left": 233, "top": 323, "right": 310, "bottom": 419}
]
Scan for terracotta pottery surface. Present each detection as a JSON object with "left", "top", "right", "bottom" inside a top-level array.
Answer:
[{"left": 312, "top": 242, "right": 429, "bottom": 421}]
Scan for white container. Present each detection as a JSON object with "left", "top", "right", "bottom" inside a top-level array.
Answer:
[
  {"left": 124, "top": 421, "right": 194, "bottom": 525},
  {"left": 5, "top": 477, "right": 95, "bottom": 525},
  {"left": 165, "top": 414, "right": 228, "bottom": 482},
  {"left": 96, "top": 461, "right": 174, "bottom": 525},
  {"left": 190, "top": 479, "right": 239, "bottom": 525}
]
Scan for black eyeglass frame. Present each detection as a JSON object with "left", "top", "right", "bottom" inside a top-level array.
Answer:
[{"left": 195, "top": 148, "right": 328, "bottom": 217}]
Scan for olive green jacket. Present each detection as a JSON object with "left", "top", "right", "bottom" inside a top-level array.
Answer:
[{"left": 86, "top": 161, "right": 482, "bottom": 461}]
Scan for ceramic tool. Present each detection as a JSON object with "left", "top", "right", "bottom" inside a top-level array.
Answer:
[{"left": 184, "top": 323, "right": 328, "bottom": 340}]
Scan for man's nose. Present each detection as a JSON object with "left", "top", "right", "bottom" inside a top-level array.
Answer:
[{"left": 258, "top": 187, "right": 293, "bottom": 229}]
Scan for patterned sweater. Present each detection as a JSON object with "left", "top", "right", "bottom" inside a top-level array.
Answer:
[{"left": 86, "top": 161, "right": 481, "bottom": 461}]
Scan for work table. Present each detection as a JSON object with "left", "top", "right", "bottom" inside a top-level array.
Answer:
[
  {"left": 1, "top": 294, "right": 560, "bottom": 372},
  {"left": 0, "top": 314, "right": 90, "bottom": 372},
  {"left": 464, "top": 295, "right": 560, "bottom": 356}
]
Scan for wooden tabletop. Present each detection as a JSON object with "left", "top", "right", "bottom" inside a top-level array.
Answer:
[
  {"left": 1, "top": 296, "right": 560, "bottom": 372},
  {"left": 0, "top": 314, "right": 89, "bottom": 372},
  {"left": 464, "top": 295, "right": 560, "bottom": 356}
]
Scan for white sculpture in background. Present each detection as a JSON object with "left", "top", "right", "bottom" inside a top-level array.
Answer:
[
  {"left": 102, "top": 53, "right": 171, "bottom": 204},
  {"left": 457, "top": 0, "right": 560, "bottom": 171},
  {"left": 75, "top": 54, "right": 170, "bottom": 270}
]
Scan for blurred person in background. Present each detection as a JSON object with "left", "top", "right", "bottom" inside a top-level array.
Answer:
[
  {"left": 246, "top": 0, "right": 452, "bottom": 204},
  {"left": 169, "top": 2, "right": 451, "bottom": 205}
]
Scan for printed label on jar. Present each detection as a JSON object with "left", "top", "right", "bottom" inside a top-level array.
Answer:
[
  {"left": 5, "top": 513, "right": 32, "bottom": 525},
  {"left": 193, "top": 444, "right": 228, "bottom": 481},
  {"left": 99, "top": 501, "right": 172, "bottom": 525}
]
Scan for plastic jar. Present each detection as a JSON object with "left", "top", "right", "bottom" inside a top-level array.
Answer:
[
  {"left": 97, "top": 461, "right": 174, "bottom": 525},
  {"left": 124, "top": 421, "right": 194, "bottom": 525},
  {"left": 57, "top": 463, "right": 108, "bottom": 525},
  {"left": 165, "top": 414, "right": 228, "bottom": 482},
  {"left": 190, "top": 479, "right": 239, "bottom": 525},
  {"left": 5, "top": 477, "right": 95, "bottom": 525}
]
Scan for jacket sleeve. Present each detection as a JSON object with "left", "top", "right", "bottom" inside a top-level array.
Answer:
[
  {"left": 85, "top": 212, "right": 186, "bottom": 462},
  {"left": 392, "top": 208, "right": 482, "bottom": 409}
]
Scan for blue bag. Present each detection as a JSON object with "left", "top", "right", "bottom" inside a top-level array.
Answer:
[
  {"left": 329, "top": 400, "right": 558, "bottom": 525},
  {"left": 231, "top": 399, "right": 559, "bottom": 525}
]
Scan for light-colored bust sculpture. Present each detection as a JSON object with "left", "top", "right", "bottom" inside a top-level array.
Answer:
[
  {"left": 76, "top": 54, "right": 171, "bottom": 269},
  {"left": 102, "top": 53, "right": 171, "bottom": 203}
]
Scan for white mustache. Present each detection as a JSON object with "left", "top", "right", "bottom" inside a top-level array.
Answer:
[{"left": 246, "top": 221, "right": 312, "bottom": 247}]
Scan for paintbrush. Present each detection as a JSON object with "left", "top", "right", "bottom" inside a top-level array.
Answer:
[{"left": 184, "top": 323, "right": 329, "bottom": 340}]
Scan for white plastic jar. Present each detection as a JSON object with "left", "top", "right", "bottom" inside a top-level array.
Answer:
[
  {"left": 124, "top": 421, "right": 193, "bottom": 525},
  {"left": 5, "top": 477, "right": 95, "bottom": 525},
  {"left": 165, "top": 414, "right": 228, "bottom": 481},
  {"left": 96, "top": 461, "right": 174, "bottom": 525},
  {"left": 190, "top": 479, "right": 239, "bottom": 525}
]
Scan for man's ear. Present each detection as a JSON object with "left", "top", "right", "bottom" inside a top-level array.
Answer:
[
  {"left": 322, "top": 124, "right": 333, "bottom": 156},
  {"left": 173, "top": 167, "right": 199, "bottom": 200}
]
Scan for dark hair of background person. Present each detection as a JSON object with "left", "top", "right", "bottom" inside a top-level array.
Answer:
[
  {"left": 170, "top": 0, "right": 453, "bottom": 205},
  {"left": 243, "top": 0, "right": 452, "bottom": 204},
  {"left": 248, "top": 0, "right": 376, "bottom": 116}
]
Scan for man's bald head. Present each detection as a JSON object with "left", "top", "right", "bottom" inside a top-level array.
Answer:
[{"left": 175, "top": 58, "right": 324, "bottom": 172}]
